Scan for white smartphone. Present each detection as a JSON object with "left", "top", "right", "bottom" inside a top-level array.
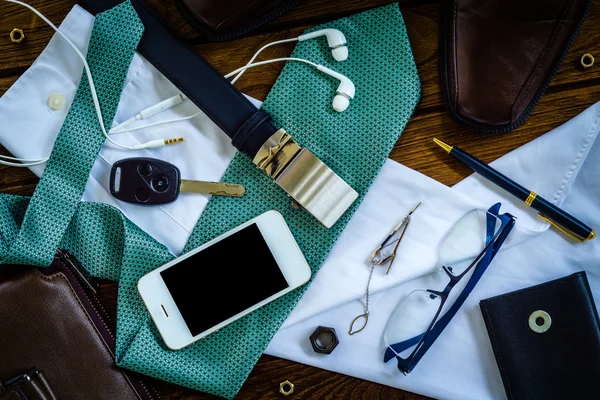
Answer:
[{"left": 138, "top": 210, "right": 311, "bottom": 350}]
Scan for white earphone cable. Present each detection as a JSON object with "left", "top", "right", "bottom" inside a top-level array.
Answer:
[
  {"left": 106, "top": 57, "right": 324, "bottom": 137},
  {"left": 0, "top": 155, "right": 49, "bottom": 167},
  {"left": 0, "top": 154, "right": 46, "bottom": 162},
  {"left": 230, "top": 38, "right": 298, "bottom": 85},
  {"left": 224, "top": 57, "right": 320, "bottom": 80},
  {"left": 110, "top": 112, "right": 203, "bottom": 134},
  {"left": 106, "top": 58, "right": 322, "bottom": 136}
]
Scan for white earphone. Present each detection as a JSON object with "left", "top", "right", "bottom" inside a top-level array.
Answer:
[
  {"left": 298, "top": 29, "right": 348, "bottom": 62},
  {"left": 230, "top": 28, "right": 348, "bottom": 84},
  {"left": 225, "top": 57, "right": 355, "bottom": 112},
  {"left": 316, "top": 65, "right": 355, "bottom": 112},
  {"left": 0, "top": 1, "right": 354, "bottom": 167}
]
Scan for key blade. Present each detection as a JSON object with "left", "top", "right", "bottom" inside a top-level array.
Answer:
[{"left": 180, "top": 179, "right": 245, "bottom": 197}]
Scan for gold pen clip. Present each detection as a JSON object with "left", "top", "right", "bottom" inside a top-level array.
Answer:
[
  {"left": 537, "top": 213, "right": 595, "bottom": 242},
  {"left": 523, "top": 191, "right": 594, "bottom": 242}
]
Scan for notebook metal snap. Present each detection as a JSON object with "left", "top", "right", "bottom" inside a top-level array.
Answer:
[{"left": 529, "top": 310, "right": 551, "bottom": 333}]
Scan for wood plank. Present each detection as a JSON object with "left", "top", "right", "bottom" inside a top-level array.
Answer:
[
  {"left": 0, "top": 74, "right": 17, "bottom": 94},
  {"left": 3, "top": 0, "right": 599, "bottom": 104},
  {"left": 192, "top": 2, "right": 441, "bottom": 103},
  {"left": 549, "top": 4, "right": 600, "bottom": 88},
  {"left": 392, "top": 79, "right": 600, "bottom": 186},
  {"left": 0, "top": 0, "right": 76, "bottom": 75},
  {"left": 144, "top": 0, "right": 435, "bottom": 41}
]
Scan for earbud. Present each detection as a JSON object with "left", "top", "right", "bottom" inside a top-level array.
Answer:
[
  {"left": 230, "top": 28, "right": 349, "bottom": 84},
  {"left": 317, "top": 65, "right": 355, "bottom": 112},
  {"left": 298, "top": 29, "right": 348, "bottom": 62}
]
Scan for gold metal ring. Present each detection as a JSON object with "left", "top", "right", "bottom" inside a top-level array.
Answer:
[
  {"left": 581, "top": 53, "right": 595, "bottom": 68},
  {"left": 10, "top": 28, "right": 25, "bottom": 43},
  {"left": 524, "top": 191, "right": 537, "bottom": 206}
]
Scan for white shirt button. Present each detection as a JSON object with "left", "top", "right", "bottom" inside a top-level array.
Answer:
[{"left": 48, "top": 93, "right": 66, "bottom": 110}]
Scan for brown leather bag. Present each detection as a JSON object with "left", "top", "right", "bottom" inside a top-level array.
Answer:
[
  {"left": 174, "top": 0, "right": 305, "bottom": 41},
  {"left": 441, "top": 0, "right": 594, "bottom": 133},
  {"left": 0, "top": 250, "right": 157, "bottom": 400}
]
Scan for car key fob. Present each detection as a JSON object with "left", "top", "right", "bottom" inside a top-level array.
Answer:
[{"left": 110, "top": 158, "right": 245, "bottom": 205}]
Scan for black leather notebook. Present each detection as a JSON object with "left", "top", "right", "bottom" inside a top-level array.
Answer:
[{"left": 480, "top": 272, "right": 600, "bottom": 400}]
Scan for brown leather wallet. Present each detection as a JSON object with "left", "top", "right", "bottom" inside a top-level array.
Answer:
[
  {"left": 441, "top": 0, "right": 594, "bottom": 133},
  {"left": 174, "top": 0, "right": 305, "bottom": 41},
  {"left": 0, "top": 250, "right": 157, "bottom": 400}
]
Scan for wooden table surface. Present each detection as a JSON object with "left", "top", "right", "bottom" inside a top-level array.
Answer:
[{"left": 1, "top": 0, "right": 599, "bottom": 398}]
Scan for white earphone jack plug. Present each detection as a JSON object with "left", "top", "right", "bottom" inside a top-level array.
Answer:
[{"left": 132, "top": 137, "right": 184, "bottom": 151}]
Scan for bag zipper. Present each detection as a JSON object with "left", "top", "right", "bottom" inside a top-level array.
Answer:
[{"left": 53, "top": 249, "right": 159, "bottom": 400}]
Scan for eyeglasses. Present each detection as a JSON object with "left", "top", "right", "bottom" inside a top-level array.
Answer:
[{"left": 382, "top": 204, "right": 515, "bottom": 374}]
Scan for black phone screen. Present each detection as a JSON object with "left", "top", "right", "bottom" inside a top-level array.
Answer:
[{"left": 160, "top": 223, "right": 289, "bottom": 336}]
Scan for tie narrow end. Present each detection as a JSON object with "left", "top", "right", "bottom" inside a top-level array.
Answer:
[{"left": 433, "top": 138, "right": 453, "bottom": 154}]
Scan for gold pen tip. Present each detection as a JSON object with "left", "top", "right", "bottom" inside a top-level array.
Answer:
[
  {"left": 589, "top": 230, "right": 596, "bottom": 240},
  {"left": 433, "top": 138, "right": 453, "bottom": 154}
]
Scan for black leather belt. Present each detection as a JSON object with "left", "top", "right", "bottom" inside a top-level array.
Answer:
[{"left": 83, "top": 0, "right": 357, "bottom": 228}]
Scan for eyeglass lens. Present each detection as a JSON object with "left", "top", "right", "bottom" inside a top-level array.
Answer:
[{"left": 439, "top": 209, "right": 502, "bottom": 276}]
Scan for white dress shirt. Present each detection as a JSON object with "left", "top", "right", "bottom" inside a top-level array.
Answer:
[{"left": 1, "top": 6, "right": 598, "bottom": 400}]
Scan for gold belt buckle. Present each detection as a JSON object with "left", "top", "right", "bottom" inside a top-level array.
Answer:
[{"left": 253, "top": 129, "right": 358, "bottom": 228}]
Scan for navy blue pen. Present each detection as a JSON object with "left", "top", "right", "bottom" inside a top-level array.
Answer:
[{"left": 433, "top": 138, "right": 595, "bottom": 242}]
